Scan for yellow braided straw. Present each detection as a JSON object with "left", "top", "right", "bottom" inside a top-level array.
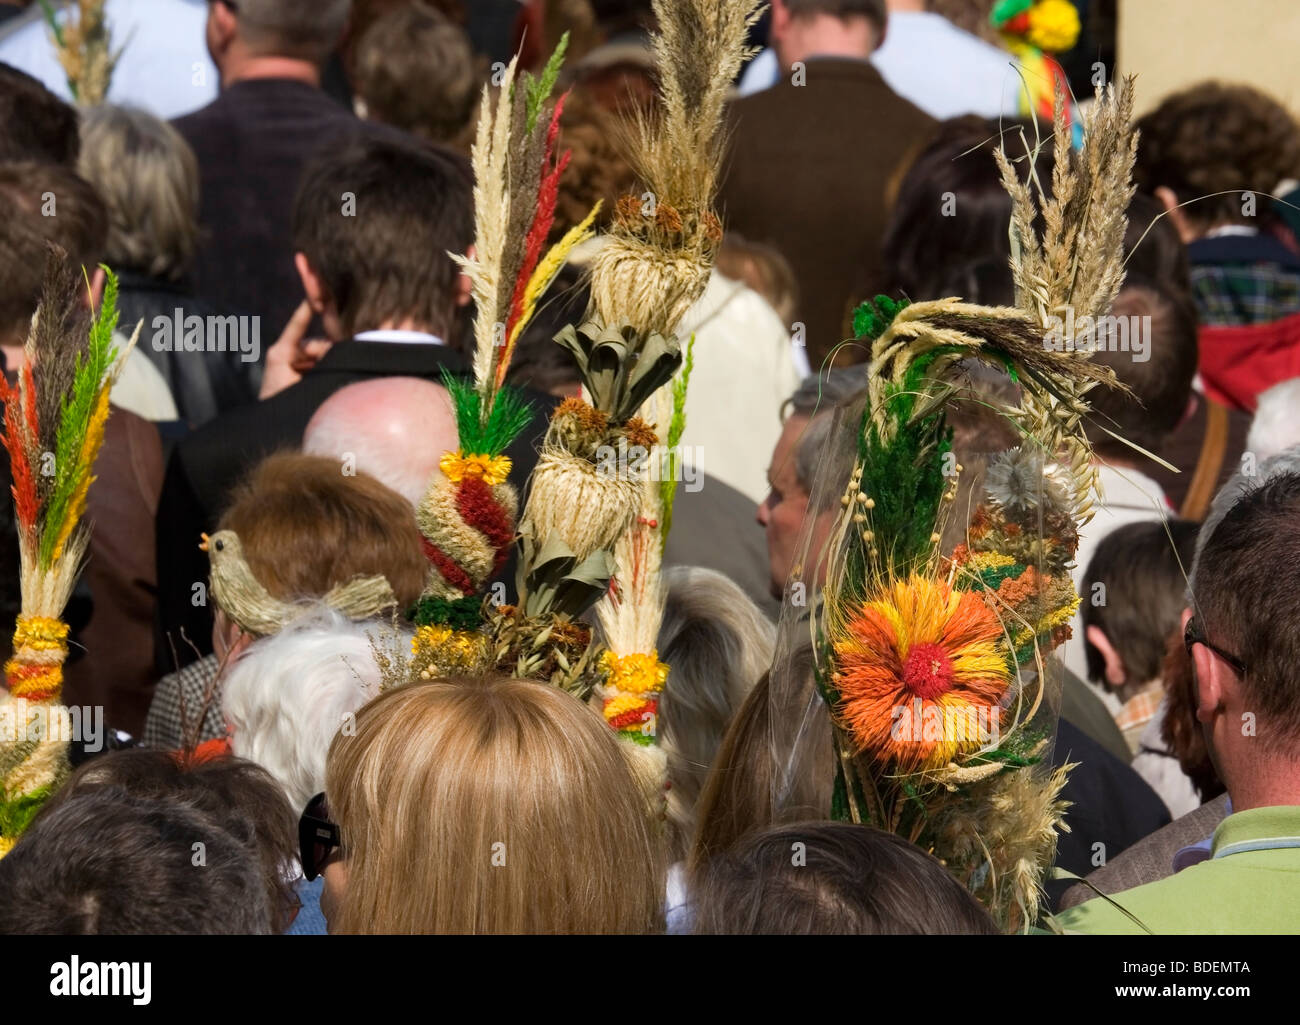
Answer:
[{"left": 4, "top": 663, "right": 63, "bottom": 699}]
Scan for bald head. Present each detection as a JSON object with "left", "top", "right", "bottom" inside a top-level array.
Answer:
[{"left": 303, "top": 377, "right": 457, "bottom": 506}]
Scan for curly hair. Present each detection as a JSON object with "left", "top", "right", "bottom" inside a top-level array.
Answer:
[{"left": 1134, "top": 82, "right": 1300, "bottom": 230}]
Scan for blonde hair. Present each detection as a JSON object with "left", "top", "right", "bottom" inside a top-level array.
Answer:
[
  {"left": 324, "top": 676, "right": 665, "bottom": 934},
  {"left": 77, "top": 105, "right": 199, "bottom": 281}
]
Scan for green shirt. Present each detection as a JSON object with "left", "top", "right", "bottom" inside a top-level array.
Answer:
[{"left": 1055, "top": 805, "right": 1300, "bottom": 934}]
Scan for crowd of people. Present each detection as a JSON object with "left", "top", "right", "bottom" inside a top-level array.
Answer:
[{"left": 0, "top": 0, "right": 1297, "bottom": 936}]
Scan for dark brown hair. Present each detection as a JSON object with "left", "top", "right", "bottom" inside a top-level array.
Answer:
[
  {"left": 291, "top": 135, "right": 473, "bottom": 339},
  {"left": 782, "top": 0, "right": 887, "bottom": 33},
  {"left": 1134, "top": 81, "right": 1300, "bottom": 230},
  {"left": 12, "top": 750, "right": 300, "bottom": 933},
  {"left": 1083, "top": 519, "right": 1200, "bottom": 688},
  {"left": 1192, "top": 471, "right": 1300, "bottom": 753},
  {"left": 0, "top": 63, "right": 80, "bottom": 165},
  {"left": 1083, "top": 279, "right": 1198, "bottom": 457},
  {"left": 0, "top": 162, "right": 107, "bottom": 339},
  {"left": 219, "top": 452, "right": 428, "bottom": 611},
  {"left": 691, "top": 820, "right": 1000, "bottom": 934}
]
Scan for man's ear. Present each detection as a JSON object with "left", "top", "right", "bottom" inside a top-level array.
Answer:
[
  {"left": 84, "top": 266, "right": 106, "bottom": 313},
  {"left": 295, "top": 252, "right": 329, "bottom": 315},
  {"left": 455, "top": 244, "right": 475, "bottom": 308},
  {"left": 209, "top": 0, "right": 239, "bottom": 54},
  {"left": 1155, "top": 186, "right": 1198, "bottom": 244},
  {"left": 1183, "top": 607, "right": 1224, "bottom": 724},
  {"left": 1085, "top": 624, "right": 1128, "bottom": 688}
]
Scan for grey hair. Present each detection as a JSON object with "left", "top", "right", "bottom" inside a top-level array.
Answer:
[
  {"left": 656, "top": 566, "right": 776, "bottom": 862},
  {"left": 236, "top": 0, "right": 352, "bottom": 63},
  {"left": 222, "top": 604, "right": 407, "bottom": 813},
  {"left": 1189, "top": 444, "right": 1300, "bottom": 595},
  {"left": 77, "top": 105, "right": 199, "bottom": 281},
  {"left": 785, "top": 368, "right": 866, "bottom": 494}
]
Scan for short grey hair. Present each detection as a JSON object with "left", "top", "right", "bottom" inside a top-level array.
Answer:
[
  {"left": 78, "top": 105, "right": 199, "bottom": 281},
  {"left": 784, "top": 368, "right": 866, "bottom": 493},
  {"left": 237, "top": 0, "right": 352, "bottom": 63}
]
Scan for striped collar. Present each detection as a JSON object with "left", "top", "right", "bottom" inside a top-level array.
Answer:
[{"left": 1211, "top": 805, "right": 1300, "bottom": 860}]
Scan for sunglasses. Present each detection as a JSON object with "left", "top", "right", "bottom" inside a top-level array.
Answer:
[
  {"left": 1183, "top": 615, "right": 1247, "bottom": 677},
  {"left": 298, "top": 792, "right": 342, "bottom": 882}
]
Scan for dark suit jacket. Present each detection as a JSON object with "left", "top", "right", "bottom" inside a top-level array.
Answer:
[
  {"left": 173, "top": 79, "right": 364, "bottom": 345},
  {"left": 1046, "top": 719, "right": 1173, "bottom": 911},
  {"left": 717, "top": 59, "right": 936, "bottom": 367},
  {"left": 154, "top": 340, "right": 554, "bottom": 670}
]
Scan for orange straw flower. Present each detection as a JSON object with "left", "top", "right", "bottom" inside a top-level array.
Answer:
[{"left": 833, "top": 575, "right": 1011, "bottom": 772}]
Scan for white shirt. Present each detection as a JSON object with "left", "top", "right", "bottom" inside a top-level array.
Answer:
[
  {"left": 1060, "top": 462, "right": 1172, "bottom": 684},
  {"left": 737, "top": 13, "right": 1020, "bottom": 120},
  {"left": 352, "top": 330, "right": 445, "bottom": 346},
  {"left": 676, "top": 271, "right": 805, "bottom": 504},
  {"left": 0, "top": 0, "right": 217, "bottom": 119}
]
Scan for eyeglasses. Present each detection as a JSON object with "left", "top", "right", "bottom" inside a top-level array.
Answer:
[
  {"left": 1183, "top": 616, "right": 1247, "bottom": 677},
  {"left": 298, "top": 792, "right": 342, "bottom": 882}
]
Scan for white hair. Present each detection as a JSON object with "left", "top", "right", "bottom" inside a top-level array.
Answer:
[
  {"left": 222, "top": 605, "right": 409, "bottom": 813},
  {"left": 1246, "top": 378, "right": 1300, "bottom": 464}
]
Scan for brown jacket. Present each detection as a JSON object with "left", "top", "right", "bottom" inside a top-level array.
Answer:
[{"left": 718, "top": 58, "right": 936, "bottom": 368}]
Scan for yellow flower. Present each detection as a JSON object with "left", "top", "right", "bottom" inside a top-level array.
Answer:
[
  {"left": 1027, "top": 0, "right": 1080, "bottom": 53},
  {"left": 439, "top": 450, "right": 512, "bottom": 487},
  {"left": 600, "top": 650, "right": 669, "bottom": 695}
]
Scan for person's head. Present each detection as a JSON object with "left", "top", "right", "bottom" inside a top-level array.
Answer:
[
  {"left": 303, "top": 377, "right": 458, "bottom": 506},
  {"left": 1083, "top": 519, "right": 1200, "bottom": 693},
  {"left": 691, "top": 820, "right": 1000, "bottom": 934},
  {"left": 0, "top": 787, "right": 273, "bottom": 934},
  {"left": 1185, "top": 471, "right": 1300, "bottom": 804},
  {"left": 1135, "top": 82, "right": 1300, "bottom": 242},
  {"left": 323, "top": 676, "right": 664, "bottom": 933},
  {"left": 656, "top": 566, "right": 776, "bottom": 861},
  {"left": 0, "top": 62, "right": 79, "bottom": 165},
  {"left": 77, "top": 105, "right": 200, "bottom": 282},
  {"left": 0, "top": 162, "right": 107, "bottom": 345},
  {"left": 770, "top": 0, "right": 887, "bottom": 69},
  {"left": 758, "top": 368, "right": 865, "bottom": 599},
  {"left": 292, "top": 135, "right": 473, "bottom": 341},
  {"left": 1122, "top": 190, "right": 1193, "bottom": 297},
  {"left": 353, "top": 3, "right": 476, "bottom": 147},
  {"left": 1081, "top": 279, "right": 1198, "bottom": 460},
  {"left": 2, "top": 750, "right": 299, "bottom": 933},
  {"left": 884, "top": 116, "right": 1053, "bottom": 306},
  {"left": 549, "top": 90, "right": 638, "bottom": 243},
  {"left": 1246, "top": 379, "right": 1300, "bottom": 462},
  {"left": 222, "top": 606, "right": 399, "bottom": 814},
  {"left": 212, "top": 452, "right": 428, "bottom": 656},
  {"left": 717, "top": 233, "right": 800, "bottom": 327},
  {"left": 205, "top": 0, "right": 352, "bottom": 75}
]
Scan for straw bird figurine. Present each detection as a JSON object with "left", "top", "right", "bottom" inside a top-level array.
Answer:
[{"left": 199, "top": 530, "right": 398, "bottom": 636}]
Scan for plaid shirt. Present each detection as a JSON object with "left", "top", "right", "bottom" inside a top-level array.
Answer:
[
  {"left": 1115, "top": 680, "right": 1164, "bottom": 757},
  {"left": 1189, "top": 232, "right": 1300, "bottom": 327},
  {"left": 142, "top": 653, "right": 226, "bottom": 752}
]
